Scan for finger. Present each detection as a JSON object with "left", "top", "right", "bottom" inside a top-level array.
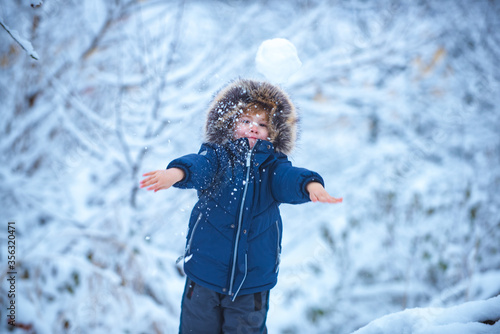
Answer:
[
  {"left": 154, "top": 185, "right": 168, "bottom": 192},
  {"left": 143, "top": 177, "right": 156, "bottom": 185},
  {"left": 141, "top": 182, "right": 152, "bottom": 188},
  {"left": 326, "top": 196, "right": 343, "bottom": 203},
  {"left": 321, "top": 196, "right": 333, "bottom": 203},
  {"left": 140, "top": 175, "right": 156, "bottom": 183},
  {"left": 140, "top": 178, "right": 155, "bottom": 188},
  {"left": 316, "top": 192, "right": 330, "bottom": 203},
  {"left": 145, "top": 181, "right": 159, "bottom": 191},
  {"left": 142, "top": 171, "right": 157, "bottom": 176},
  {"left": 317, "top": 194, "right": 342, "bottom": 204},
  {"left": 156, "top": 183, "right": 172, "bottom": 192}
]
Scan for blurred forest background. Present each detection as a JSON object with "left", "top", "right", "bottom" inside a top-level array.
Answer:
[{"left": 1, "top": 0, "right": 499, "bottom": 333}]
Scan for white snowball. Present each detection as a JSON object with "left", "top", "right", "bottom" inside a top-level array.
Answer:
[{"left": 255, "top": 38, "right": 302, "bottom": 83}]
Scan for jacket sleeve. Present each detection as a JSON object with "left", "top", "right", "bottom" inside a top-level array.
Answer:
[
  {"left": 270, "top": 157, "right": 325, "bottom": 204},
  {"left": 166, "top": 144, "right": 219, "bottom": 191}
]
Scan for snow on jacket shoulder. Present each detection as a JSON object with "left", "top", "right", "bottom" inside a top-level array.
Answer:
[{"left": 167, "top": 138, "right": 323, "bottom": 297}]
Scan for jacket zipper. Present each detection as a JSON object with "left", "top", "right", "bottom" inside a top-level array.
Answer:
[
  {"left": 228, "top": 147, "right": 253, "bottom": 298},
  {"left": 185, "top": 212, "right": 203, "bottom": 255},
  {"left": 232, "top": 252, "right": 248, "bottom": 301}
]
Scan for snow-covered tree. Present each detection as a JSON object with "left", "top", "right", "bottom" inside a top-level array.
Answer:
[{"left": 1, "top": 0, "right": 499, "bottom": 332}]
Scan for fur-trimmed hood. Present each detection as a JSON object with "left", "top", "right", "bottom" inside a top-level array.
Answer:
[{"left": 205, "top": 79, "right": 298, "bottom": 155}]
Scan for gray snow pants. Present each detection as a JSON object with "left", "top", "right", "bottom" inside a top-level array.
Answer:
[{"left": 179, "top": 278, "right": 269, "bottom": 334}]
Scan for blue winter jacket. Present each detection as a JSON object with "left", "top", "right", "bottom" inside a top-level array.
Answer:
[{"left": 168, "top": 138, "right": 324, "bottom": 299}]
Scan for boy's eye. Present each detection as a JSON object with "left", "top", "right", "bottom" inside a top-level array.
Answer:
[
  {"left": 241, "top": 119, "right": 250, "bottom": 124},
  {"left": 259, "top": 123, "right": 267, "bottom": 127}
]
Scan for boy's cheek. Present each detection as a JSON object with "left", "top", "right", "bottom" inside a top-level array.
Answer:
[{"left": 234, "top": 126, "right": 248, "bottom": 139}]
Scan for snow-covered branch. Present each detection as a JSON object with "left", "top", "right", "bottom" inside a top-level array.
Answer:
[{"left": 0, "top": 18, "right": 39, "bottom": 60}]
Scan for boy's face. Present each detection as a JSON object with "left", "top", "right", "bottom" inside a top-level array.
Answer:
[{"left": 234, "top": 111, "right": 270, "bottom": 149}]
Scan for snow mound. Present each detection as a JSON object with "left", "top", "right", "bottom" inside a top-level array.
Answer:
[
  {"left": 352, "top": 296, "right": 500, "bottom": 334},
  {"left": 255, "top": 38, "right": 302, "bottom": 83}
]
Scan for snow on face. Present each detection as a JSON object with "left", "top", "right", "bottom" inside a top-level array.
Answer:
[
  {"left": 234, "top": 110, "right": 270, "bottom": 149},
  {"left": 255, "top": 38, "right": 302, "bottom": 83}
]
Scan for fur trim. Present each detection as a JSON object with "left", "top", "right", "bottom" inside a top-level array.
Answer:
[{"left": 205, "top": 79, "right": 298, "bottom": 155}]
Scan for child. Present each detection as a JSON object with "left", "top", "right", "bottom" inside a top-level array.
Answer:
[{"left": 140, "top": 79, "right": 342, "bottom": 333}]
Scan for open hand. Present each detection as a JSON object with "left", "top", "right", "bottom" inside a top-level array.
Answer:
[
  {"left": 306, "top": 182, "right": 343, "bottom": 204},
  {"left": 140, "top": 168, "right": 185, "bottom": 192}
]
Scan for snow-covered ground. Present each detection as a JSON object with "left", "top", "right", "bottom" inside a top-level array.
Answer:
[
  {"left": 353, "top": 296, "right": 500, "bottom": 334},
  {"left": 1, "top": 0, "right": 499, "bottom": 333}
]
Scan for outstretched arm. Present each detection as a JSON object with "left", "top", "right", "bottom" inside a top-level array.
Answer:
[
  {"left": 270, "top": 158, "right": 341, "bottom": 205},
  {"left": 306, "top": 182, "right": 343, "bottom": 204},
  {"left": 140, "top": 168, "right": 185, "bottom": 192}
]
